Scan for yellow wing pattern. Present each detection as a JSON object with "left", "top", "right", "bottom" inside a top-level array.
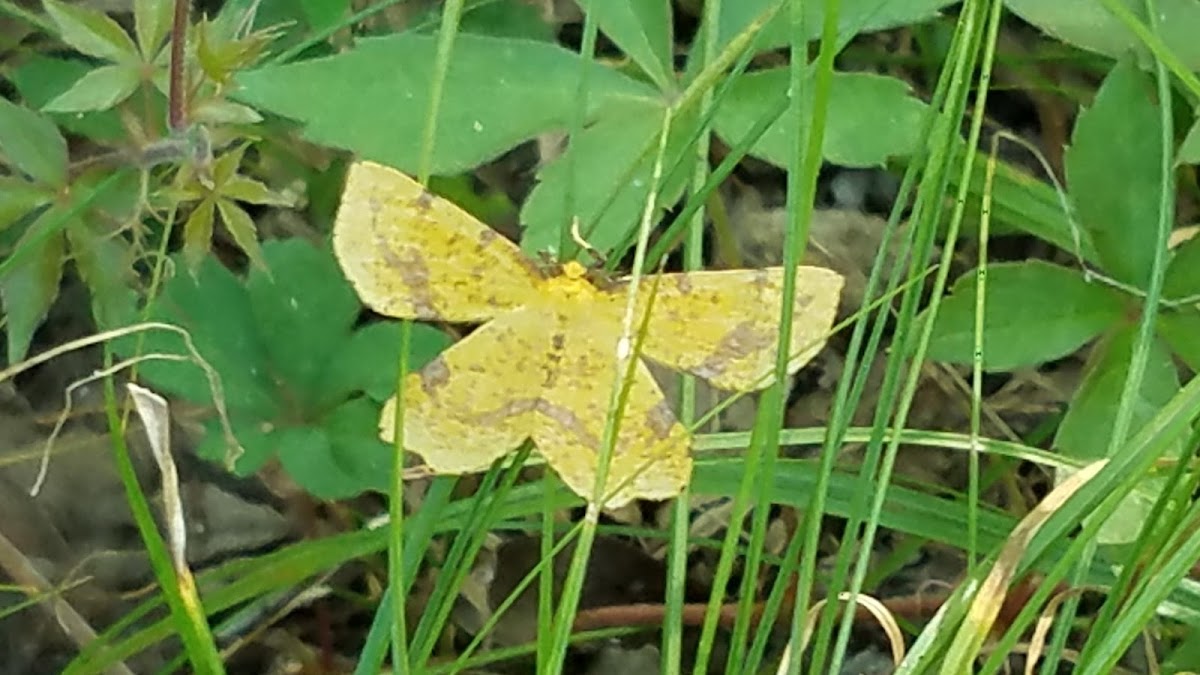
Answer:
[
  {"left": 334, "top": 161, "right": 542, "bottom": 322},
  {"left": 607, "top": 268, "right": 844, "bottom": 392}
]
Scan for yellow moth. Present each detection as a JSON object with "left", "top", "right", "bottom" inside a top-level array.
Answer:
[{"left": 333, "top": 161, "right": 844, "bottom": 507}]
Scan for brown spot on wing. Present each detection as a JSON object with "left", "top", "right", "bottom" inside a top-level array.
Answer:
[
  {"left": 534, "top": 399, "right": 602, "bottom": 450},
  {"left": 694, "top": 321, "right": 774, "bottom": 380},
  {"left": 644, "top": 399, "right": 677, "bottom": 440},
  {"left": 419, "top": 357, "right": 451, "bottom": 394}
]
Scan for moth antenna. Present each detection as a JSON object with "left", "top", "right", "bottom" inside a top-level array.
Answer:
[{"left": 570, "top": 217, "right": 606, "bottom": 267}]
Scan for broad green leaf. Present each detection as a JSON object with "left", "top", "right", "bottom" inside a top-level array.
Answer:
[
  {"left": 580, "top": 0, "right": 674, "bottom": 91},
  {"left": 459, "top": 0, "right": 555, "bottom": 42},
  {"left": 276, "top": 422, "right": 388, "bottom": 499},
  {"left": 298, "top": 0, "right": 348, "bottom": 34},
  {"left": 321, "top": 397, "right": 394, "bottom": 494},
  {"left": 1056, "top": 328, "right": 1181, "bottom": 461},
  {"left": 713, "top": 70, "right": 927, "bottom": 168},
  {"left": 215, "top": 199, "right": 266, "bottom": 270},
  {"left": 1179, "top": 115, "right": 1200, "bottom": 165},
  {"left": 924, "top": 260, "right": 1124, "bottom": 371},
  {"left": 1006, "top": 0, "right": 1200, "bottom": 72},
  {"left": 0, "top": 97, "right": 68, "bottom": 185},
  {"left": 0, "top": 177, "right": 53, "bottom": 231},
  {"left": 1065, "top": 57, "right": 1162, "bottom": 289},
  {"left": 43, "top": 0, "right": 140, "bottom": 63},
  {"left": 1, "top": 209, "right": 66, "bottom": 363},
  {"left": 1054, "top": 327, "right": 1179, "bottom": 543},
  {"left": 124, "top": 254, "right": 279, "bottom": 417},
  {"left": 320, "top": 321, "right": 453, "bottom": 405},
  {"left": 520, "top": 104, "right": 697, "bottom": 256},
  {"left": 198, "top": 418, "right": 276, "bottom": 475},
  {"left": 43, "top": 63, "right": 141, "bottom": 112},
  {"left": 1163, "top": 233, "right": 1200, "bottom": 300},
  {"left": 65, "top": 220, "right": 136, "bottom": 330},
  {"left": 134, "top": 0, "right": 173, "bottom": 56},
  {"left": 246, "top": 240, "right": 360, "bottom": 407},
  {"left": 233, "top": 33, "right": 655, "bottom": 175},
  {"left": 9, "top": 55, "right": 128, "bottom": 141},
  {"left": 1157, "top": 309, "right": 1200, "bottom": 372},
  {"left": 716, "top": 0, "right": 954, "bottom": 53}
]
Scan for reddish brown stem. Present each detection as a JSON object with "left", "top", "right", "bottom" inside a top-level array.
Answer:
[
  {"left": 572, "top": 576, "right": 1050, "bottom": 635},
  {"left": 168, "top": 0, "right": 189, "bottom": 130}
]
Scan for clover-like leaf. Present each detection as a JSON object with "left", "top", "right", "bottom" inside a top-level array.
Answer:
[
  {"left": 924, "top": 260, "right": 1124, "bottom": 371},
  {"left": 1066, "top": 57, "right": 1163, "bottom": 289}
]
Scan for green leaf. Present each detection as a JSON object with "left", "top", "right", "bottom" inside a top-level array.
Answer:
[
  {"left": 1, "top": 208, "right": 66, "bottom": 363},
  {"left": 321, "top": 397, "right": 394, "bottom": 494},
  {"left": 134, "top": 0, "right": 173, "bottom": 56},
  {"left": 197, "top": 419, "right": 276, "bottom": 475},
  {"left": 221, "top": 175, "right": 293, "bottom": 206},
  {"left": 1056, "top": 327, "right": 1179, "bottom": 460},
  {"left": 0, "top": 97, "right": 68, "bottom": 185},
  {"left": 0, "top": 177, "right": 53, "bottom": 231},
  {"left": 298, "top": 0, "right": 348, "bottom": 34},
  {"left": 214, "top": 198, "right": 266, "bottom": 270},
  {"left": 924, "top": 260, "right": 1124, "bottom": 371},
  {"left": 123, "top": 253, "right": 279, "bottom": 417},
  {"left": 579, "top": 0, "right": 674, "bottom": 91},
  {"left": 1006, "top": 0, "right": 1200, "bottom": 72},
  {"left": 9, "top": 56, "right": 129, "bottom": 141},
  {"left": 43, "top": 0, "right": 140, "bottom": 63},
  {"left": 246, "top": 240, "right": 360, "bottom": 406},
  {"left": 520, "top": 105, "right": 697, "bottom": 256},
  {"left": 1157, "top": 308, "right": 1200, "bottom": 372},
  {"left": 459, "top": 0, "right": 555, "bottom": 42},
  {"left": 182, "top": 199, "right": 216, "bottom": 273},
  {"left": 42, "top": 63, "right": 141, "bottom": 112},
  {"left": 1065, "top": 57, "right": 1163, "bottom": 289},
  {"left": 276, "top": 419, "right": 389, "bottom": 499},
  {"left": 715, "top": 0, "right": 954, "bottom": 53},
  {"left": 713, "top": 69, "right": 927, "bottom": 168},
  {"left": 65, "top": 219, "right": 136, "bottom": 330},
  {"left": 320, "top": 321, "right": 453, "bottom": 405},
  {"left": 1179, "top": 114, "right": 1200, "bottom": 165},
  {"left": 233, "top": 32, "right": 655, "bottom": 175},
  {"left": 191, "top": 99, "right": 264, "bottom": 125},
  {"left": 1054, "top": 327, "right": 1179, "bottom": 544},
  {"left": 1164, "top": 233, "right": 1200, "bottom": 300}
]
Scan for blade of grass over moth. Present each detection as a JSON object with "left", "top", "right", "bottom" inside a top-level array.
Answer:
[
  {"left": 387, "top": 0, "right": 466, "bottom": 668},
  {"left": 540, "top": 12, "right": 601, "bottom": 669},
  {"left": 664, "top": 0, "right": 721, "bottom": 671},
  {"left": 807, "top": 3, "right": 993, "bottom": 671},
  {"left": 762, "top": 1, "right": 844, "bottom": 672},
  {"left": 543, "top": 104, "right": 675, "bottom": 673},
  {"left": 725, "top": 0, "right": 838, "bottom": 670}
]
